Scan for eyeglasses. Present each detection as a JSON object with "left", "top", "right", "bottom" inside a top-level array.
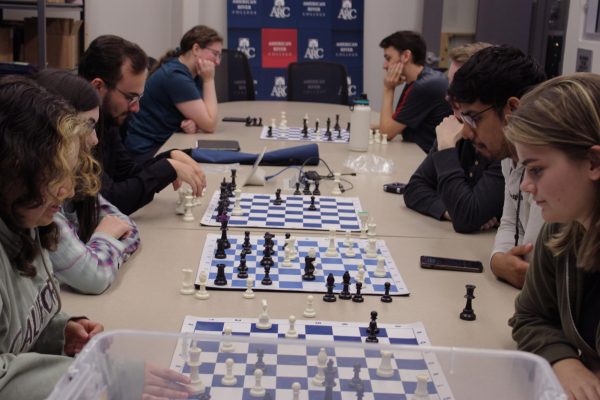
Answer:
[
  {"left": 115, "top": 87, "right": 143, "bottom": 106},
  {"left": 460, "top": 105, "right": 495, "bottom": 129},
  {"left": 203, "top": 47, "right": 222, "bottom": 60}
]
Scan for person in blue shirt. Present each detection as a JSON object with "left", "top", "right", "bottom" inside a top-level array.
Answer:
[{"left": 125, "top": 25, "right": 223, "bottom": 161}]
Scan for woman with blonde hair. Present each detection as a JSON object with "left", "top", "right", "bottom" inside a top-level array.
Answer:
[
  {"left": 125, "top": 25, "right": 223, "bottom": 161},
  {"left": 507, "top": 73, "right": 600, "bottom": 400}
]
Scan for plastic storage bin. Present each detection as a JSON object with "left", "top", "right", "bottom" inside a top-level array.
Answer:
[{"left": 48, "top": 329, "right": 566, "bottom": 400}]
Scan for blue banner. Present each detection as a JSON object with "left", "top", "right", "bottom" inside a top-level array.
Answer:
[
  {"left": 299, "top": 1, "right": 333, "bottom": 28},
  {"left": 298, "top": 29, "right": 331, "bottom": 62},
  {"left": 260, "top": 0, "right": 301, "bottom": 28},
  {"left": 332, "top": 0, "right": 364, "bottom": 30},
  {"left": 227, "top": 0, "right": 261, "bottom": 28},
  {"left": 258, "top": 68, "right": 288, "bottom": 101},
  {"left": 228, "top": 29, "right": 262, "bottom": 69},
  {"left": 332, "top": 30, "right": 362, "bottom": 66}
]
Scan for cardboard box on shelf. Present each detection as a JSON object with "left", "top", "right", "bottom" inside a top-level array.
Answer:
[
  {"left": 0, "top": 27, "right": 13, "bottom": 63},
  {"left": 23, "top": 17, "right": 82, "bottom": 69}
]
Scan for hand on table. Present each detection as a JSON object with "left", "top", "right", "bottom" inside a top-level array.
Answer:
[
  {"left": 553, "top": 358, "right": 600, "bottom": 400},
  {"left": 180, "top": 119, "right": 198, "bottom": 134},
  {"left": 64, "top": 318, "right": 104, "bottom": 356},
  {"left": 490, "top": 244, "right": 533, "bottom": 289}
]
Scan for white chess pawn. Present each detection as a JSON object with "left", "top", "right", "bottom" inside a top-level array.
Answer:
[
  {"left": 345, "top": 236, "right": 356, "bottom": 257},
  {"left": 183, "top": 195, "right": 195, "bottom": 222},
  {"left": 220, "top": 326, "right": 235, "bottom": 352},
  {"left": 250, "top": 368, "right": 266, "bottom": 397},
  {"left": 356, "top": 262, "right": 366, "bottom": 284},
  {"left": 367, "top": 222, "right": 377, "bottom": 238},
  {"left": 331, "top": 172, "right": 342, "bottom": 195},
  {"left": 180, "top": 269, "right": 195, "bottom": 295},
  {"left": 194, "top": 271, "right": 210, "bottom": 300},
  {"left": 256, "top": 299, "right": 272, "bottom": 330},
  {"left": 231, "top": 188, "right": 244, "bottom": 216},
  {"left": 281, "top": 246, "right": 293, "bottom": 268},
  {"left": 376, "top": 350, "right": 394, "bottom": 378},
  {"left": 312, "top": 347, "right": 327, "bottom": 386},
  {"left": 382, "top": 133, "right": 388, "bottom": 144},
  {"left": 303, "top": 295, "right": 316, "bottom": 318},
  {"left": 285, "top": 315, "right": 299, "bottom": 338},
  {"left": 325, "top": 230, "right": 338, "bottom": 257},
  {"left": 221, "top": 358, "right": 237, "bottom": 386},
  {"left": 375, "top": 129, "right": 382, "bottom": 143},
  {"left": 243, "top": 277, "right": 255, "bottom": 299},
  {"left": 291, "top": 382, "right": 301, "bottom": 400},
  {"left": 343, "top": 230, "right": 351, "bottom": 247},
  {"left": 187, "top": 342, "right": 205, "bottom": 395},
  {"left": 413, "top": 374, "right": 430, "bottom": 399},
  {"left": 374, "top": 255, "right": 386, "bottom": 278},
  {"left": 175, "top": 189, "right": 186, "bottom": 215},
  {"left": 366, "top": 238, "right": 377, "bottom": 258}
]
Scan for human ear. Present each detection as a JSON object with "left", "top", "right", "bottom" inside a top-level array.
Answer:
[{"left": 589, "top": 145, "right": 600, "bottom": 181}]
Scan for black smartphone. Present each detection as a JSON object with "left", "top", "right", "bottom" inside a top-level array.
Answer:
[
  {"left": 420, "top": 255, "right": 483, "bottom": 273},
  {"left": 196, "top": 139, "right": 241, "bottom": 152},
  {"left": 383, "top": 182, "right": 406, "bottom": 194}
]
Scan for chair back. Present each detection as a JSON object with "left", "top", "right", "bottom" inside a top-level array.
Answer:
[
  {"left": 214, "top": 49, "right": 255, "bottom": 102},
  {"left": 286, "top": 61, "right": 349, "bottom": 105}
]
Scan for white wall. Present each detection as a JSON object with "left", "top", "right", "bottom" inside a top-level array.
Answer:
[
  {"left": 442, "top": 0, "right": 477, "bottom": 33},
  {"left": 563, "top": 0, "right": 600, "bottom": 73}
]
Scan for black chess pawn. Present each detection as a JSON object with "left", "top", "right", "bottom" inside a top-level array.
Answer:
[
  {"left": 336, "top": 128, "right": 342, "bottom": 140},
  {"left": 381, "top": 281, "right": 393, "bottom": 303},
  {"left": 272, "top": 188, "right": 284, "bottom": 205},
  {"left": 334, "top": 114, "right": 341, "bottom": 131},
  {"left": 251, "top": 117, "right": 258, "bottom": 126},
  {"left": 261, "top": 266, "right": 273, "bottom": 285},
  {"left": 245, "top": 116, "right": 252, "bottom": 126},
  {"left": 302, "top": 256, "right": 316, "bottom": 281},
  {"left": 339, "top": 271, "right": 352, "bottom": 300},
  {"left": 314, "top": 119, "right": 319, "bottom": 133},
  {"left": 368, "top": 311, "right": 380, "bottom": 334},
  {"left": 326, "top": 117, "right": 331, "bottom": 135},
  {"left": 460, "top": 284, "right": 477, "bottom": 321},
  {"left": 237, "top": 256, "right": 248, "bottom": 279},
  {"left": 355, "top": 383, "right": 365, "bottom": 400},
  {"left": 254, "top": 349, "right": 266, "bottom": 371},
  {"left": 323, "top": 273, "right": 337, "bottom": 302},
  {"left": 294, "top": 182, "right": 301, "bottom": 195},
  {"left": 267, "top": 125, "right": 273, "bottom": 137},
  {"left": 257, "top": 117, "right": 263, "bottom": 126},
  {"left": 312, "top": 181, "right": 321, "bottom": 196},
  {"left": 346, "top": 121, "right": 351, "bottom": 132},
  {"left": 214, "top": 263, "right": 227, "bottom": 286},
  {"left": 214, "top": 238, "right": 227, "bottom": 259},
  {"left": 220, "top": 226, "right": 230, "bottom": 249},
  {"left": 260, "top": 246, "right": 274, "bottom": 267},
  {"left": 349, "top": 363, "right": 362, "bottom": 389},
  {"left": 303, "top": 180, "right": 311, "bottom": 195},
  {"left": 352, "top": 282, "right": 364, "bottom": 303},
  {"left": 365, "top": 320, "right": 379, "bottom": 343},
  {"left": 307, "top": 195, "right": 317, "bottom": 211},
  {"left": 323, "top": 358, "right": 337, "bottom": 400},
  {"left": 242, "top": 231, "right": 252, "bottom": 254},
  {"left": 302, "top": 118, "right": 308, "bottom": 137}
]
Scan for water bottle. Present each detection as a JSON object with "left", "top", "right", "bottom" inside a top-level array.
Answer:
[{"left": 348, "top": 94, "right": 370, "bottom": 152}]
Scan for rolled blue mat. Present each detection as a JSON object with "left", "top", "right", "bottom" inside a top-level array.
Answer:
[{"left": 191, "top": 143, "right": 319, "bottom": 166}]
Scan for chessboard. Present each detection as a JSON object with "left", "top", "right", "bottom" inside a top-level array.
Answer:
[
  {"left": 260, "top": 126, "right": 350, "bottom": 143},
  {"left": 196, "top": 233, "right": 409, "bottom": 296},
  {"left": 172, "top": 315, "right": 454, "bottom": 400},
  {"left": 200, "top": 191, "right": 363, "bottom": 232}
]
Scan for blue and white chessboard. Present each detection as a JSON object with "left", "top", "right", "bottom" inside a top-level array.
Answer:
[
  {"left": 196, "top": 233, "right": 409, "bottom": 296},
  {"left": 200, "top": 191, "right": 363, "bottom": 232},
  {"left": 173, "top": 316, "right": 454, "bottom": 400},
  {"left": 260, "top": 126, "right": 350, "bottom": 143}
]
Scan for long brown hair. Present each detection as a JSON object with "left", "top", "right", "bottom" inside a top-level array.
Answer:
[{"left": 505, "top": 73, "right": 600, "bottom": 271}]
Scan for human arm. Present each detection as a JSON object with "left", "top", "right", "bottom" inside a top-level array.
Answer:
[
  {"left": 404, "top": 148, "right": 447, "bottom": 221},
  {"left": 553, "top": 358, "right": 600, "bottom": 400},
  {"left": 379, "top": 62, "right": 407, "bottom": 140},
  {"left": 175, "top": 59, "right": 219, "bottom": 133},
  {"left": 63, "top": 318, "right": 104, "bottom": 356}
]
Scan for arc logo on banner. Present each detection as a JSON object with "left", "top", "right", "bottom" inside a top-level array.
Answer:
[
  {"left": 271, "top": 76, "right": 287, "bottom": 97},
  {"left": 304, "top": 39, "right": 324, "bottom": 60},
  {"left": 237, "top": 38, "right": 256, "bottom": 59},
  {"left": 270, "top": 0, "right": 291, "bottom": 19},
  {"left": 338, "top": 0, "right": 357, "bottom": 20}
]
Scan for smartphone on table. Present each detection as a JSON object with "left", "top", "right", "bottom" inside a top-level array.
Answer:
[{"left": 420, "top": 255, "right": 483, "bottom": 273}]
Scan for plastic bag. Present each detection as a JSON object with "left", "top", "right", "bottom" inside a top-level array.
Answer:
[{"left": 343, "top": 153, "right": 395, "bottom": 175}]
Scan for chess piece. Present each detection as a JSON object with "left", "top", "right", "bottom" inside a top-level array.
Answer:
[
  {"left": 214, "top": 238, "right": 227, "bottom": 259},
  {"left": 368, "top": 310, "right": 380, "bottom": 334},
  {"left": 314, "top": 118, "right": 320, "bottom": 133},
  {"left": 374, "top": 255, "right": 386, "bottom": 278},
  {"left": 250, "top": 368, "right": 266, "bottom": 397},
  {"left": 231, "top": 188, "right": 244, "bottom": 216},
  {"left": 291, "top": 382, "right": 301, "bottom": 400},
  {"left": 367, "top": 222, "right": 377, "bottom": 238},
  {"left": 365, "top": 238, "right": 377, "bottom": 258},
  {"left": 272, "top": 188, "right": 284, "bottom": 205},
  {"left": 302, "top": 118, "right": 308, "bottom": 137},
  {"left": 303, "top": 180, "right": 312, "bottom": 195},
  {"left": 358, "top": 211, "right": 369, "bottom": 239},
  {"left": 281, "top": 246, "right": 293, "bottom": 268},
  {"left": 325, "top": 230, "right": 338, "bottom": 257},
  {"left": 242, "top": 231, "right": 252, "bottom": 254},
  {"left": 307, "top": 195, "right": 318, "bottom": 211},
  {"left": 323, "top": 273, "right": 337, "bottom": 302},
  {"left": 381, "top": 133, "right": 388, "bottom": 144},
  {"left": 213, "top": 263, "right": 227, "bottom": 286},
  {"left": 339, "top": 271, "right": 352, "bottom": 300},
  {"left": 352, "top": 282, "right": 364, "bottom": 303},
  {"left": 313, "top": 181, "right": 321, "bottom": 196},
  {"left": 365, "top": 319, "right": 379, "bottom": 343},
  {"left": 312, "top": 347, "right": 327, "bottom": 386},
  {"left": 194, "top": 271, "right": 210, "bottom": 300},
  {"left": 220, "top": 326, "right": 235, "bottom": 352},
  {"left": 331, "top": 172, "right": 342, "bottom": 196},
  {"left": 267, "top": 126, "right": 273, "bottom": 137},
  {"left": 323, "top": 358, "right": 338, "bottom": 398},
  {"left": 183, "top": 195, "right": 195, "bottom": 221},
  {"left": 175, "top": 188, "right": 186, "bottom": 215},
  {"left": 180, "top": 269, "right": 195, "bottom": 295},
  {"left": 356, "top": 262, "right": 366, "bottom": 284},
  {"left": 220, "top": 223, "right": 231, "bottom": 250},
  {"left": 414, "top": 374, "right": 430, "bottom": 399},
  {"left": 261, "top": 266, "right": 273, "bottom": 285},
  {"left": 345, "top": 235, "right": 356, "bottom": 257},
  {"left": 237, "top": 253, "right": 248, "bottom": 279},
  {"left": 285, "top": 315, "right": 299, "bottom": 338},
  {"left": 256, "top": 299, "right": 272, "bottom": 329},
  {"left": 460, "top": 284, "right": 476, "bottom": 321},
  {"left": 381, "top": 281, "right": 393, "bottom": 303},
  {"left": 294, "top": 182, "right": 302, "bottom": 195},
  {"left": 254, "top": 348, "right": 266, "bottom": 371},
  {"left": 187, "top": 341, "right": 205, "bottom": 395},
  {"left": 243, "top": 277, "right": 255, "bottom": 299},
  {"left": 349, "top": 363, "right": 362, "bottom": 389},
  {"left": 302, "top": 254, "right": 316, "bottom": 281},
  {"left": 221, "top": 358, "right": 237, "bottom": 386},
  {"left": 334, "top": 114, "right": 341, "bottom": 131},
  {"left": 303, "top": 295, "right": 316, "bottom": 318},
  {"left": 376, "top": 350, "right": 394, "bottom": 378}
]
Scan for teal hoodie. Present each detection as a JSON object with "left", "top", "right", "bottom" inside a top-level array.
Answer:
[{"left": 0, "top": 218, "right": 72, "bottom": 399}]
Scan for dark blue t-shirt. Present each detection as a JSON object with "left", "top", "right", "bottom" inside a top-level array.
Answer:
[
  {"left": 392, "top": 66, "right": 452, "bottom": 153},
  {"left": 125, "top": 58, "right": 203, "bottom": 155}
]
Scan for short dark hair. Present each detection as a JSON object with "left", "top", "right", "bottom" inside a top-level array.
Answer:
[
  {"left": 35, "top": 69, "right": 100, "bottom": 112},
  {"left": 447, "top": 45, "right": 546, "bottom": 108},
  {"left": 79, "top": 34, "right": 148, "bottom": 88},
  {"left": 0, "top": 76, "right": 74, "bottom": 276},
  {"left": 379, "top": 31, "right": 426, "bottom": 65}
]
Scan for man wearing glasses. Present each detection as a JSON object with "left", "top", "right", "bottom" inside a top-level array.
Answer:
[
  {"left": 377, "top": 30, "right": 452, "bottom": 153},
  {"left": 447, "top": 45, "right": 546, "bottom": 288},
  {"left": 124, "top": 25, "right": 222, "bottom": 161},
  {"left": 79, "top": 34, "right": 206, "bottom": 215},
  {"left": 404, "top": 42, "right": 505, "bottom": 234}
]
